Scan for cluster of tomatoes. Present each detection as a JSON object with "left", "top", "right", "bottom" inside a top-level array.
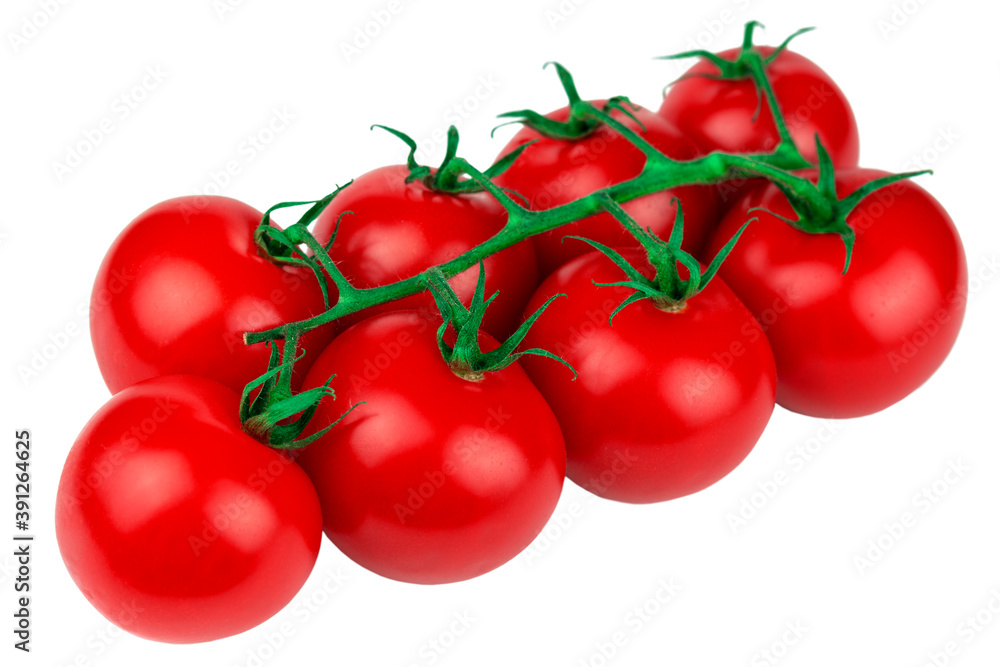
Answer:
[{"left": 56, "top": 29, "right": 966, "bottom": 644}]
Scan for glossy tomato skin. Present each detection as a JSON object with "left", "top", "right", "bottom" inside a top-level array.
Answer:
[
  {"left": 705, "top": 169, "right": 967, "bottom": 418},
  {"left": 91, "top": 196, "right": 335, "bottom": 395},
  {"left": 311, "top": 166, "right": 538, "bottom": 339},
  {"left": 296, "top": 311, "right": 565, "bottom": 584},
  {"left": 519, "top": 251, "right": 776, "bottom": 504},
  {"left": 56, "top": 375, "right": 322, "bottom": 644},
  {"left": 659, "top": 47, "right": 860, "bottom": 207},
  {"left": 493, "top": 103, "right": 719, "bottom": 276}
]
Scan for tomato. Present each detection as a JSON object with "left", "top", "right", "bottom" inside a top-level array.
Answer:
[
  {"left": 56, "top": 375, "right": 322, "bottom": 644},
  {"left": 493, "top": 102, "right": 719, "bottom": 276},
  {"left": 518, "top": 250, "right": 776, "bottom": 504},
  {"left": 91, "top": 195, "right": 335, "bottom": 395},
  {"left": 704, "top": 169, "right": 967, "bottom": 418},
  {"left": 659, "top": 46, "right": 859, "bottom": 205},
  {"left": 295, "top": 310, "right": 565, "bottom": 584},
  {"left": 311, "top": 166, "right": 537, "bottom": 339}
]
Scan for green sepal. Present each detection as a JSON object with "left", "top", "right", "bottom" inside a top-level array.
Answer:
[
  {"left": 658, "top": 21, "right": 814, "bottom": 80},
  {"left": 239, "top": 341, "right": 362, "bottom": 449},
  {"left": 749, "top": 135, "right": 931, "bottom": 273},
  {"left": 494, "top": 62, "right": 637, "bottom": 142},
  {"left": 423, "top": 264, "right": 576, "bottom": 379},
  {"left": 573, "top": 195, "right": 752, "bottom": 319},
  {"left": 253, "top": 184, "right": 352, "bottom": 308},
  {"left": 372, "top": 124, "right": 527, "bottom": 194}
]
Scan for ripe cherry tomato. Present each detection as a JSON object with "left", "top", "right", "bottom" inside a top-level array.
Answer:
[
  {"left": 519, "top": 250, "right": 776, "bottom": 504},
  {"left": 493, "top": 103, "right": 719, "bottom": 276},
  {"left": 659, "top": 46, "right": 859, "bottom": 206},
  {"left": 56, "top": 375, "right": 322, "bottom": 644},
  {"left": 296, "top": 311, "right": 566, "bottom": 584},
  {"left": 91, "top": 196, "right": 335, "bottom": 395},
  {"left": 312, "top": 166, "right": 538, "bottom": 339},
  {"left": 705, "top": 169, "right": 967, "bottom": 418}
]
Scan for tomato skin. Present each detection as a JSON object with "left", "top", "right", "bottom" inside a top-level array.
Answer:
[
  {"left": 493, "top": 103, "right": 719, "bottom": 276},
  {"left": 91, "top": 196, "right": 334, "bottom": 395},
  {"left": 311, "top": 166, "right": 538, "bottom": 339},
  {"left": 659, "top": 46, "right": 859, "bottom": 207},
  {"left": 55, "top": 375, "right": 322, "bottom": 644},
  {"left": 519, "top": 251, "right": 776, "bottom": 504},
  {"left": 705, "top": 169, "right": 967, "bottom": 418},
  {"left": 296, "top": 311, "right": 566, "bottom": 584}
]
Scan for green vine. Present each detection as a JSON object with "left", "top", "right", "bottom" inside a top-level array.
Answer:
[
  {"left": 238, "top": 22, "right": 929, "bottom": 443},
  {"left": 246, "top": 100, "right": 850, "bottom": 348}
]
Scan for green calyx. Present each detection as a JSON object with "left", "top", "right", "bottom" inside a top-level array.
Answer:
[
  {"left": 372, "top": 124, "right": 532, "bottom": 195},
  {"left": 570, "top": 194, "right": 752, "bottom": 322},
  {"left": 494, "top": 62, "right": 643, "bottom": 141},
  {"left": 239, "top": 334, "right": 360, "bottom": 449},
  {"left": 753, "top": 136, "right": 930, "bottom": 273},
  {"left": 422, "top": 264, "right": 576, "bottom": 381},
  {"left": 245, "top": 192, "right": 364, "bottom": 448},
  {"left": 253, "top": 184, "right": 352, "bottom": 309},
  {"left": 661, "top": 21, "right": 813, "bottom": 81}
]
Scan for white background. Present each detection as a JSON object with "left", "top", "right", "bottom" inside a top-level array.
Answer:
[{"left": 2, "top": 0, "right": 999, "bottom": 665}]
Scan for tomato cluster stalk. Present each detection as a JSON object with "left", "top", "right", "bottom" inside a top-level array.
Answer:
[{"left": 240, "top": 26, "right": 925, "bottom": 447}]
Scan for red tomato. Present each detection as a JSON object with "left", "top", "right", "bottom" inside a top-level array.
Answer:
[
  {"left": 91, "top": 196, "right": 335, "bottom": 395},
  {"left": 659, "top": 46, "right": 859, "bottom": 205},
  {"left": 311, "top": 166, "right": 538, "bottom": 339},
  {"left": 519, "top": 250, "right": 776, "bottom": 504},
  {"left": 296, "top": 311, "right": 566, "bottom": 584},
  {"left": 705, "top": 169, "right": 967, "bottom": 418},
  {"left": 56, "top": 375, "right": 322, "bottom": 644},
  {"left": 493, "top": 103, "right": 719, "bottom": 276}
]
